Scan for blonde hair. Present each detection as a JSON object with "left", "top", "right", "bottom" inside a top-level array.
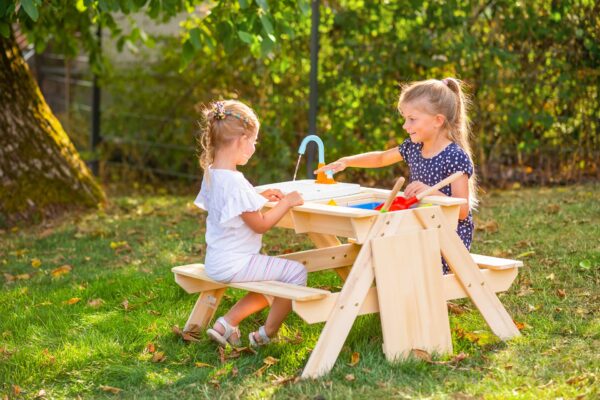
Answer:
[
  {"left": 198, "top": 100, "right": 259, "bottom": 179},
  {"left": 398, "top": 78, "right": 478, "bottom": 208}
]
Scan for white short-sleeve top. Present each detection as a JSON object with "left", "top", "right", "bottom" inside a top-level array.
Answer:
[{"left": 194, "top": 168, "right": 267, "bottom": 282}]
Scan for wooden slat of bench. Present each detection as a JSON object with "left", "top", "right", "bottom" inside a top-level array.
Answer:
[
  {"left": 172, "top": 264, "right": 331, "bottom": 302},
  {"left": 471, "top": 254, "right": 523, "bottom": 270}
]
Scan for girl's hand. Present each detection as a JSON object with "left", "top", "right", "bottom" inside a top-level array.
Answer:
[
  {"left": 403, "top": 181, "right": 432, "bottom": 198},
  {"left": 260, "top": 189, "right": 284, "bottom": 202},
  {"left": 282, "top": 191, "right": 304, "bottom": 207},
  {"left": 314, "top": 158, "right": 347, "bottom": 175}
]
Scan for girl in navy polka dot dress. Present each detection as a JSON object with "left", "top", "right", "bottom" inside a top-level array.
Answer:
[{"left": 316, "top": 78, "right": 477, "bottom": 274}]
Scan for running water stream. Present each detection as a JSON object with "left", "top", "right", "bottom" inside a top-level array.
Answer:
[{"left": 292, "top": 154, "right": 302, "bottom": 181}]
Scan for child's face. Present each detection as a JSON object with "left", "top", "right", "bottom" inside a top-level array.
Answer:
[
  {"left": 399, "top": 101, "right": 445, "bottom": 144},
  {"left": 236, "top": 129, "right": 259, "bottom": 166}
]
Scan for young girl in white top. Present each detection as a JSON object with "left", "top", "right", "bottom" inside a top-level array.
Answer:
[{"left": 195, "top": 100, "right": 306, "bottom": 348}]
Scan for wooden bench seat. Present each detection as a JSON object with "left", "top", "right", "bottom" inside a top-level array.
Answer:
[
  {"left": 172, "top": 264, "right": 331, "bottom": 301},
  {"left": 471, "top": 254, "right": 523, "bottom": 270}
]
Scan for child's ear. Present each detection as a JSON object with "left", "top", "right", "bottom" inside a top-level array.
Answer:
[{"left": 434, "top": 114, "right": 446, "bottom": 128}]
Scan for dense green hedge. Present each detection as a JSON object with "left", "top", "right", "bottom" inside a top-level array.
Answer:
[{"left": 100, "top": 0, "right": 599, "bottom": 186}]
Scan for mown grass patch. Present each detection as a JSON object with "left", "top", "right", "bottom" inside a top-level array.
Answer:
[{"left": 1, "top": 184, "right": 598, "bottom": 399}]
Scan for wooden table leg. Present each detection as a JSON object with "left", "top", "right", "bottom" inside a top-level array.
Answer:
[
  {"left": 183, "top": 288, "right": 226, "bottom": 332},
  {"left": 372, "top": 228, "right": 452, "bottom": 361},
  {"left": 307, "top": 232, "right": 351, "bottom": 281},
  {"left": 414, "top": 207, "right": 520, "bottom": 340},
  {"left": 301, "top": 216, "right": 393, "bottom": 379}
]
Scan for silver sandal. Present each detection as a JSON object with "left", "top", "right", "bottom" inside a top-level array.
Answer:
[
  {"left": 248, "top": 326, "right": 271, "bottom": 347},
  {"left": 206, "top": 317, "right": 241, "bottom": 347}
]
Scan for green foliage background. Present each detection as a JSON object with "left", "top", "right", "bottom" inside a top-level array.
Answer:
[{"left": 94, "top": 0, "right": 599, "bottom": 185}]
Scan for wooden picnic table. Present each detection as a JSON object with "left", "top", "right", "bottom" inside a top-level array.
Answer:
[{"left": 173, "top": 185, "right": 522, "bottom": 379}]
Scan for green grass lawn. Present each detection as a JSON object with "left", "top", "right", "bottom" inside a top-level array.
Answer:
[{"left": 1, "top": 184, "right": 598, "bottom": 399}]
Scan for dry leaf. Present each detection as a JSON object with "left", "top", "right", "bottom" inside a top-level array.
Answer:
[
  {"left": 411, "top": 349, "right": 433, "bottom": 363},
  {"left": 214, "top": 367, "right": 228, "bottom": 378},
  {"left": 99, "top": 385, "right": 122, "bottom": 394},
  {"left": 345, "top": 374, "right": 355, "bottom": 381},
  {"left": 546, "top": 204, "right": 560, "bottom": 214},
  {"left": 31, "top": 258, "right": 42, "bottom": 268},
  {"left": 270, "top": 374, "right": 299, "bottom": 386},
  {"left": 35, "top": 389, "right": 47, "bottom": 398},
  {"left": 146, "top": 343, "right": 156, "bottom": 353},
  {"left": 263, "top": 356, "right": 279, "bottom": 366},
  {"left": 513, "top": 320, "right": 526, "bottom": 330},
  {"left": 545, "top": 273, "right": 555, "bottom": 281},
  {"left": 195, "top": 362, "right": 212, "bottom": 368},
  {"left": 121, "top": 299, "right": 129, "bottom": 311},
  {"left": 172, "top": 325, "right": 200, "bottom": 342},
  {"left": 349, "top": 352, "right": 360, "bottom": 367},
  {"left": 231, "top": 366, "right": 238, "bottom": 377},
  {"left": 151, "top": 351, "right": 166, "bottom": 363},
  {"left": 3, "top": 273, "right": 15, "bottom": 282},
  {"left": 217, "top": 346, "right": 226, "bottom": 364},
  {"left": 557, "top": 289, "right": 566, "bottom": 299},
  {"left": 51, "top": 265, "right": 72, "bottom": 277},
  {"left": 12, "top": 385, "right": 21, "bottom": 395},
  {"left": 16, "top": 273, "right": 31, "bottom": 280},
  {"left": 209, "top": 379, "right": 220, "bottom": 388},
  {"left": 477, "top": 220, "right": 499, "bottom": 233},
  {"left": 88, "top": 298, "right": 104, "bottom": 308},
  {"left": 447, "top": 302, "right": 467, "bottom": 315},
  {"left": 65, "top": 297, "right": 81, "bottom": 305}
]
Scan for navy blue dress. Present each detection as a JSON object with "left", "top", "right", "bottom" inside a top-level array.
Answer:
[{"left": 398, "top": 139, "right": 474, "bottom": 274}]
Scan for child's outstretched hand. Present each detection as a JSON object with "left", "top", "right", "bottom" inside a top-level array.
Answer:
[
  {"left": 403, "top": 181, "right": 432, "bottom": 198},
  {"left": 314, "top": 159, "right": 347, "bottom": 175},
  {"left": 260, "top": 189, "right": 284, "bottom": 202},
  {"left": 283, "top": 191, "right": 304, "bottom": 207}
]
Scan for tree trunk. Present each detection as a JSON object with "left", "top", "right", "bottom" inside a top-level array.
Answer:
[{"left": 0, "top": 29, "right": 105, "bottom": 226}]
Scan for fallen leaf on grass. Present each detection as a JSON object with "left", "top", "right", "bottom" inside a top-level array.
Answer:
[
  {"left": 65, "top": 297, "right": 81, "bottom": 305},
  {"left": 99, "top": 385, "right": 122, "bottom": 394},
  {"left": 121, "top": 299, "right": 130, "bottom": 311},
  {"left": 12, "top": 385, "right": 21, "bottom": 395},
  {"left": 566, "top": 373, "right": 593, "bottom": 386},
  {"left": 146, "top": 343, "right": 156, "bottom": 353},
  {"left": 345, "top": 374, "right": 355, "bottom": 381},
  {"left": 476, "top": 220, "right": 499, "bottom": 233},
  {"left": 270, "top": 374, "right": 299, "bottom": 386},
  {"left": 172, "top": 325, "right": 201, "bottom": 342},
  {"left": 15, "top": 273, "right": 32, "bottom": 280},
  {"left": 516, "top": 250, "right": 535, "bottom": 259},
  {"left": 349, "top": 352, "right": 360, "bottom": 367},
  {"left": 88, "top": 298, "right": 104, "bottom": 308},
  {"left": 151, "top": 351, "right": 166, "bottom": 363},
  {"left": 546, "top": 204, "right": 560, "bottom": 214},
  {"left": 513, "top": 320, "right": 526, "bottom": 330},
  {"left": 411, "top": 349, "right": 432, "bottom": 362},
  {"left": 31, "top": 258, "right": 42, "bottom": 268},
  {"left": 209, "top": 379, "right": 220, "bottom": 388},
  {"left": 255, "top": 356, "right": 279, "bottom": 376},
  {"left": 35, "top": 389, "right": 47, "bottom": 398},
  {"left": 280, "top": 332, "right": 303, "bottom": 345},
  {"left": 51, "top": 265, "right": 72, "bottom": 277},
  {"left": 195, "top": 362, "right": 213, "bottom": 368},
  {"left": 557, "top": 289, "right": 566, "bottom": 299},
  {"left": 545, "top": 273, "right": 555, "bottom": 281},
  {"left": 3, "top": 273, "right": 15, "bottom": 282},
  {"left": 447, "top": 302, "right": 468, "bottom": 315}
]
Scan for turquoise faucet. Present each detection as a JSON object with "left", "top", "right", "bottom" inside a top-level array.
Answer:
[{"left": 297, "top": 135, "right": 335, "bottom": 183}]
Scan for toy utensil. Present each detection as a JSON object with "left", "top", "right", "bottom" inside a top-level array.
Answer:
[
  {"left": 379, "top": 177, "right": 405, "bottom": 212},
  {"left": 375, "top": 171, "right": 464, "bottom": 211}
]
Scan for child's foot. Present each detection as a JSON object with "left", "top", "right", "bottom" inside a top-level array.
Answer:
[
  {"left": 206, "top": 317, "right": 241, "bottom": 347},
  {"left": 248, "top": 326, "right": 271, "bottom": 347}
]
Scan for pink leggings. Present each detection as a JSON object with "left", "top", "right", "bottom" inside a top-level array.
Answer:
[{"left": 227, "top": 254, "right": 307, "bottom": 286}]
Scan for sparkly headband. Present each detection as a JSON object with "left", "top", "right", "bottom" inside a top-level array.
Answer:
[{"left": 212, "top": 101, "right": 249, "bottom": 124}]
